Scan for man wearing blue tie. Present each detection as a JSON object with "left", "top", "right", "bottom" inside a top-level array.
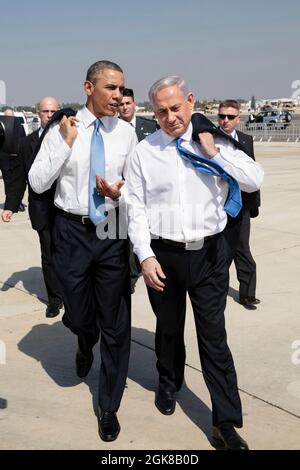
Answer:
[
  {"left": 125, "top": 76, "right": 264, "bottom": 450},
  {"left": 29, "top": 61, "right": 137, "bottom": 442}
]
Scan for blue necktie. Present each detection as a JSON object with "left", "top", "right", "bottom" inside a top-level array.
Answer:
[
  {"left": 89, "top": 119, "right": 107, "bottom": 225},
  {"left": 176, "top": 138, "right": 242, "bottom": 218}
]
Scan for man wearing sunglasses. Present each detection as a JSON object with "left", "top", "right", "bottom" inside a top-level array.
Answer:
[{"left": 218, "top": 100, "right": 261, "bottom": 309}]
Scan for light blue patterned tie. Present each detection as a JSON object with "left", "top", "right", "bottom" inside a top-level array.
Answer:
[
  {"left": 176, "top": 138, "right": 242, "bottom": 217},
  {"left": 88, "top": 119, "right": 107, "bottom": 225}
]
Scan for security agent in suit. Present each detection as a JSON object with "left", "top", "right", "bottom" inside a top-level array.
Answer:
[
  {"left": 0, "top": 109, "right": 26, "bottom": 211},
  {"left": 118, "top": 88, "right": 158, "bottom": 293},
  {"left": 1, "top": 97, "right": 63, "bottom": 318},
  {"left": 218, "top": 100, "right": 261, "bottom": 309},
  {"left": 118, "top": 88, "right": 158, "bottom": 140}
]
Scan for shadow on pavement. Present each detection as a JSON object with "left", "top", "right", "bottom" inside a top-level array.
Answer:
[
  {"left": 1, "top": 266, "right": 48, "bottom": 304},
  {"left": 18, "top": 322, "right": 215, "bottom": 447},
  {"left": 18, "top": 320, "right": 82, "bottom": 387},
  {"left": 129, "top": 327, "right": 213, "bottom": 445},
  {"left": 227, "top": 286, "right": 239, "bottom": 301}
]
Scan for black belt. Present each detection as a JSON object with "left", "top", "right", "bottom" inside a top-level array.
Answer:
[
  {"left": 151, "top": 233, "right": 220, "bottom": 250},
  {"left": 56, "top": 208, "right": 94, "bottom": 225},
  {"left": 56, "top": 207, "right": 120, "bottom": 225}
]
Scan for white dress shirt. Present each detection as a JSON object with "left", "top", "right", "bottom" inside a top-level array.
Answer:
[
  {"left": 130, "top": 116, "right": 136, "bottom": 128},
  {"left": 231, "top": 130, "right": 238, "bottom": 140},
  {"left": 29, "top": 106, "right": 137, "bottom": 215},
  {"left": 125, "top": 122, "right": 264, "bottom": 263}
]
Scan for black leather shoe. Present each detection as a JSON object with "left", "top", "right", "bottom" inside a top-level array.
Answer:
[
  {"left": 46, "top": 302, "right": 63, "bottom": 318},
  {"left": 98, "top": 411, "right": 120, "bottom": 442},
  {"left": 239, "top": 297, "right": 257, "bottom": 310},
  {"left": 75, "top": 347, "right": 94, "bottom": 378},
  {"left": 155, "top": 388, "right": 176, "bottom": 415},
  {"left": 247, "top": 297, "right": 261, "bottom": 305},
  {"left": 213, "top": 423, "right": 249, "bottom": 450}
]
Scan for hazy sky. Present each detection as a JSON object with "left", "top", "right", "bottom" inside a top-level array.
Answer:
[{"left": 0, "top": 0, "right": 299, "bottom": 106}]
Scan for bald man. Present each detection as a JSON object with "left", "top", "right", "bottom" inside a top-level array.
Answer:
[
  {"left": 3, "top": 108, "right": 14, "bottom": 116},
  {"left": 2, "top": 96, "right": 63, "bottom": 318}
]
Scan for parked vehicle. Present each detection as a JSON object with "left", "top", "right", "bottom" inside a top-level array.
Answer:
[
  {"left": 0, "top": 111, "right": 29, "bottom": 135},
  {"left": 246, "top": 109, "right": 292, "bottom": 129},
  {"left": 31, "top": 116, "right": 41, "bottom": 132}
]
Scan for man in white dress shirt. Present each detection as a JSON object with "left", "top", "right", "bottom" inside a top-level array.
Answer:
[
  {"left": 125, "top": 76, "right": 264, "bottom": 450},
  {"left": 29, "top": 61, "right": 137, "bottom": 442}
]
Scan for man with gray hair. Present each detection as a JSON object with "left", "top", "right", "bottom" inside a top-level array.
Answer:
[{"left": 125, "top": 76, "right": 264, "bottom": 450}]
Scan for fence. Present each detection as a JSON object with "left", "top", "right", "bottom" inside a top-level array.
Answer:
[{"left": 238, "top": 123, "right": 300, "bottom": 142}]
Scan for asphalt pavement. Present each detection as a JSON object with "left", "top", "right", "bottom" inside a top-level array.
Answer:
[{"left": 0, "top": 142, "right": 300, "bottom": 450}]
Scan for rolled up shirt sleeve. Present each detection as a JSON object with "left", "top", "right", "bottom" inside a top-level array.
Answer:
[{"left": 28, "top": 124, "right": 72, "bottom": 194}]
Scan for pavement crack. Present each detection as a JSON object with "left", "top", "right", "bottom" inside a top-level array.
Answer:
[
  {"left": 0, "top": 280, "right": 47, "bottom": 304},
  {"left": 131, "top": 339, "right": 300, "bottom": 421}
]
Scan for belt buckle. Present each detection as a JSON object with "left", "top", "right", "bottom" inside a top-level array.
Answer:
[
  {"left": 81, "top": 216, "right": 89, "bottom": 225},
  {"left": 185, "top": 239, "right": 205, "bottom": 251}
]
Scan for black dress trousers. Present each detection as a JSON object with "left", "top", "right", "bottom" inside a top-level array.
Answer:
[
  {"left": 233, "top": 210, "right": 257, "bottom": 300},
  {"left": 37, "top": 225, "right": 63, "bottom": 306},
  {"left": 148, "top": 234, "right": 242, "bottom": 427},
  {"left": 53, "top": 214, "right": 131, "bottom": 412}
]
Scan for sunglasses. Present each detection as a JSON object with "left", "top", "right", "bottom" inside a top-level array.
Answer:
[{"left": 218, "top": 114, "right": 239, "bottom": 120}]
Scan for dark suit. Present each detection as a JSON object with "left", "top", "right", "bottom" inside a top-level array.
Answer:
[
  {"left": 129, "top": 116, "right": 159, "bottom": 291},
  {"left": 0, "top": 118, "right": 25, "bottom": 203},
  {"left": 223, "top": 130, "right": 260, "bottom": 301},
  {"left": 135, "top": 116, "right": 158, "bottom": 142},
  {"left": 4, "top": 130, "right": 62, "bottom": 306}
]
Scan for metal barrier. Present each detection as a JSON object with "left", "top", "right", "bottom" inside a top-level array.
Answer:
[{"left": 238, "top": 123, "right": 300, "bottom": 142}]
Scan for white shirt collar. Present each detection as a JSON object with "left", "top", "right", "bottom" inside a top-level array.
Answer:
[
  {"left": 130, "top": 116, "right": 136, "bottom": 128},
  {"left": 160, "top": 122, "right": 193, "bottom": 148},
  {"left": 78, "top": 106, "right": 112, "bottom": 130},
  {"left": 218, "top": 126, "right": 238, "bottom": 141},
  {"left": 231, "top": 129, "right": 238, "bottom": 140}
]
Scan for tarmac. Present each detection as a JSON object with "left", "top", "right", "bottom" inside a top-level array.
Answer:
[{"left": 0, "top": 142, "right": 300, "bottom": 451}]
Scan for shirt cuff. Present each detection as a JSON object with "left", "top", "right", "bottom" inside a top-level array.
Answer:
[
  {"left": 135, "top": 245, "right": 156, "bottom": 264},
  {"left": 210, "top": 152, "right": 224, "bottom": 166}
]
